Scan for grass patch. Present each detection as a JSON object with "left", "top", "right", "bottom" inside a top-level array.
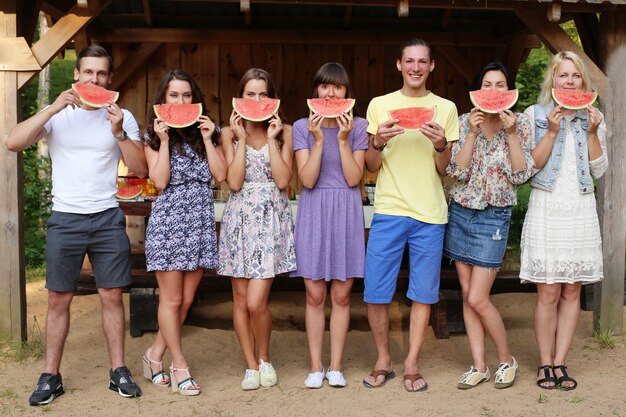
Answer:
[
  {"left": 0, "top": 387, "right": 18, "bottom": 400},
  {"left": 26, "top": 266, "right": 46, "bottom": 283},
  {"left": 538, "top": 393, "right": 548, "bottom": 404},
  {"left": 0, "top": 318, "right": 44, "bottom": 363},
  {"left": 593, "top": 327, "right": 616, "bottom": 349}
]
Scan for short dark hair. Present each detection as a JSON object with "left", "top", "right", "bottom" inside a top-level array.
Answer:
[
  {"left": 471, "top": 62, "right": 514, "bottom": 91},
  {"left": 76, "top": 45, "right": 113, "bottom": 73},
  {"left": 399, "top": 38, "right": 432, "bottom": 61},
  {"left": 310, "top": 62, "right": 353, "bottom": 98}
]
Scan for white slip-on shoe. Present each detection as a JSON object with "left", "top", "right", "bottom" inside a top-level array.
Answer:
[
  {"left": 494, "top": 356, "right": 518, "bottom": 389},
  {"left": 259, "top": 360, "right": 278, "bottom": 387},
  {"left": 326, "top": 370, "right": 347, "bottom": 388},
  {"left": 457, "top": 366, "right": 490, "bottom": 389},
  {"left": 241, "top": 369, "right": 260, "bottom": 390},
  {"left": 304, "top": 368, "right": 325, "bottom": 389}
]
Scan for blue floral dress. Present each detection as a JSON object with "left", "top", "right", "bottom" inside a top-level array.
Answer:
[
  {"left": 145, "top": 140, "right": 218, "bottom": 271},
  {"left": 218, "top": 143, "right": 296, "bottom": 279}
]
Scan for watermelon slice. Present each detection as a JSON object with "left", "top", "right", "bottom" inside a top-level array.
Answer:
[
  {"left": 153, "top": 103, "right": 203, "bottom": 128},
  {"left": 232, "top": 98, "right": 281, "bottom": 122},
  {"left": 552, "top": 88, "right": 597, "bottom": 110},
  {"left": 469, "top": 89, "right": 518, "bottom": 114},
  {"left": 72, "top": 82, "right": 119, "bottom": 108},
  {"left": 306, "top": 98, "right": 355, "bottom": 118},
  {"left": 388, "top": 106, "right": 437, "bottom": 130},
  {"left": 116, "top": 184, "right": 143, "bottom": 200}
]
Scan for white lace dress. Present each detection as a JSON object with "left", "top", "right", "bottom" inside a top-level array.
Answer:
[{"left": 520, "top": 117, "right": 603, "bottom": 284}]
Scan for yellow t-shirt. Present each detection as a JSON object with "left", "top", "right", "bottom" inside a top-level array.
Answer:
[{"left": 366, "top": 90, "right": 459, "bottom": 224}]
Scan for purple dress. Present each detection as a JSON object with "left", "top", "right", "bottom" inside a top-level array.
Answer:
[{"left": 291, "top": 116, "right": 369, "bottom": 281}]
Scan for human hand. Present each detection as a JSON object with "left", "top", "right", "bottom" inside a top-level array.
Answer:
[
  {"left": 229, "top": 110, "right": 246, "bottom": 141},
  {"left": 419, "top": 121, "right": 447, "bottom": 150},
  {"left": 105, "top": 101, "right": 125, "bottom": 137},
  {"left": 372, "top": 118, "right": 404, "bottom": 148},
  {"left": 499, "top": 109, "right": 517, "bottom": 135},
  {"left": 153, "top": 118, "right": 169, "bottom": 142},
  {"left": 336, "top": 110, "right": 354, "bottom": 142},
  {"left": 50, "top": 88, "right": 82, "bottom": 113},
  {"left": 308, "top": 111, "right": 324, "bottom": 142},
  {"left": 468, "top": 107, "right": 484, "bottom": 135},
  {"left": 547, "top": 106, "right": 563, "bottom": 134},
  {"left": 198, "top": 115, "right": 216, "bottom": 142},
  {"left": 586, "top": 105, "right": 601, "bottom": 134},
  {"left": 267, "top": 113, "right": 283, "bottom": 140}
]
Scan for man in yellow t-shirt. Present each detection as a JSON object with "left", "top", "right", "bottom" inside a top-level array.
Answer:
[{"left": 362, "top": 38, "right": 459, "bottom": 393}]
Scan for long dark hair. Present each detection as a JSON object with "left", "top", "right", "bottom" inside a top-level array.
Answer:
[
  {"left": 471, "top": 62, "right": 514, "bottom": 91},
  {"left": 237, "top": 68, "right": 285, "bottom": 150},
  {"left": 146, "top": 69, "right": 217, "bottom": 158}
]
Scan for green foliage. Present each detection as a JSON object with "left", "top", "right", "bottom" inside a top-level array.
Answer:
[
  {"left": 509, "top": 183, "right": 531, "bottom": 246},
  {"left": 0, "top": 318, "right": 44, "bottom": 363},
  {"left": 593, "top": 327, "right": 616, "bottom": 349}
]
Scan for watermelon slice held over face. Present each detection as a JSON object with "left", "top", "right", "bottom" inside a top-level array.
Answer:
[
  {"left": 552, "top": 88, "right": 597, "bottom": 110},
  {"left": 232, "top": 98, "right": 281, "bottom": 122},
  {"left": 116, "top": 184, "right": 143, "bottom": 200},
  {"left": 153, "top": 103, "right": 203, "bottom": 128},
  {"left": 469, "top": 89, "right": 518, "bottom": 114},
  {"left": 388, "top": 106, "right": 437, "bottom": 130},
  {"left": 306, "top": 98, "right": 355, "bottom": 118},
  {"left": 72, "top": 82, "right": 119, "bottom": 108}
]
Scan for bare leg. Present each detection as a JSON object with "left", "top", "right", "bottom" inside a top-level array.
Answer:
[
  {"left": 304, "top": 279, "right": 327, "bottom": 372},
  {"left": 246, "top": 278, "right": 275, "bottom": 363},
  {"left": 403, "top": 302, "right": 430, "bottom": 391},
  {"left": 456, "top": 262, "right": 487, "bottom": 372},
  {"left": 98, "top": 287, "right": 126, "bottom": 370},
  {"left": 231, "top": 279, "right": 257, "bottom": 369},
  {"left": 328, "top": 279, "right": 353, "bottom": 372},
  {"left": 553, "top": 282, "right": 581, "bottom": 388},
  {"left": 534, "top": 283, "right": 561, "bottom": 388},
  {"left": 44, "top": 291, "right": 74, "bottom": 374},
  {"left": 362, "top": 303, "right": 392, "bottom": 387}
]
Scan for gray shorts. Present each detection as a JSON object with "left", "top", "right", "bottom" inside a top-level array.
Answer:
[{"left": 45, "top": 208, "right": 132, "bottom": 292}]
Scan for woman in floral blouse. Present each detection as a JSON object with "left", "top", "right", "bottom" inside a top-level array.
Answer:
[{"left": 443, "top": 63, "right": 534, "bottom": 390}]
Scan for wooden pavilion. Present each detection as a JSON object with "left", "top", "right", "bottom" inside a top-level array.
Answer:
[{"left": 1, "top": 0, "right": 624, "bottom": 340}]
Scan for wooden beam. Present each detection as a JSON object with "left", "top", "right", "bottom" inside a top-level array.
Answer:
[
  {"left": 17, "top": 0, "right": 113, "bottom": 90},
  {"left": 594, "top": 12, "right": 626, "bottom": 335},
  {"left": 0, "top": 37, "right": 42, "bottom": 71},
  {"left": 142, "top": 0, "right": 152, "bottom": 28},
  {"left": 506, "top": 32, "right": 529, "bottom": 79},
  {"left": 546, "top": 1, "right": 561, "bottom": 23},
  {"left": 574, "top": 13, "right": 599, "bottom": 64},
  {"left": 72, "top": 27, "right": 90, "bottom": 56},
  {"left": 40, "top": 1, "right": 65, "bottom": 20},
  {"left": 0, "top": 0, "right": 27, "bottom": 342},
  {"left": 434, "top": 45, "right": 479, "bottom": 85},
  {"left": 343, "top": 5, "right": 352, "bottom": 28},
  {"left": 240, "top": 0, "right": 250, "bottom": 13},
  {"left": 17, "top": 0, "right": 42, "bottom": 44},
  {"left": 515, "top": 8, "right": 609, "bottom": 97},
  {"left": 440, "top": 8, "right": 452, "bottom": 30},
  {"left": 77, "top": 0, "right": 88, "bottom": 7},
  {"left": 110, "top": 43, "right": 163, "bottom": 91},
  {"left": 397, "top": 0, "right": 409, "bottom": 17}
]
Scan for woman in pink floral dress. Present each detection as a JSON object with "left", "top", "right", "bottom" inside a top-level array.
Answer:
[
  {"left": 218, "top": 68, "right": 296, "bottom": 391},
  {"left": 444, "top": 63, "right": 534, "bottom": 390}
]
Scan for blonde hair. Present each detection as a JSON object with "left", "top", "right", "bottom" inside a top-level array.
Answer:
[{"left": 538, "top": 51, "right": 593, "bottom": 105}]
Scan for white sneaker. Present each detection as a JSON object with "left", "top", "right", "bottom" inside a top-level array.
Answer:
[
  {"left": 457, "top": 366, "right": 490, "bottom": 389},
  {"left": 494, "top": 356, "right": 518, "bottom": 389},
  {"left": 326, "top": 370, "right": 347, "bottom": 387},
  {"left": 241, "top": 369, "right": 260, "bottom": 390},
  {"left": 304, "top": 368, "right": 325, "bottom": 389},
  {"left": 259, "top": 360, "right": 277, "bottom": 387}
]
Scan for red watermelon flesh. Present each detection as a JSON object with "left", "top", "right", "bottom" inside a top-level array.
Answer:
[
  {"left": 469, "top": 89, "right": 518, "bottom": 114},
  {"left": 552, "top": 88, "right": 597, "bottom": 110},
  {"left": 153, "top": 103, "right": 203, "bottom": 128},
  {"left": 232, "top": 98, "right": 281, "bottom": 122},
  {"left": 72, "top": 82, "right": 119, "bottom": 108},
  {"left": 388, "top": 106, "right": 437, "bottom": 130},
  {"left": 306, "top": 98, "right": 355, "bottom": 118},
  {"left": 116, "top": 184, "right": 143, "bottom": 200}
]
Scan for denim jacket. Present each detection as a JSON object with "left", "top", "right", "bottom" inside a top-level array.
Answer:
[{"left": 526, "top": 104, "right": 608, "bottom": 194}]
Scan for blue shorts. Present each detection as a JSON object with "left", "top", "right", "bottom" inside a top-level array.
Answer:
[
  {"left": 443, "top": 200, "right": 511, "bottom": 269},
  {"left": 364, "top": 214, "right": 445, "bottom": 304},
  {"left": 45, "top": 208, "right": 132, "bottom": 292}
]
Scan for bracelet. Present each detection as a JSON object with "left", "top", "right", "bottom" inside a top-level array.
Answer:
[
  {"left": 371, "top": 137, "right": 387, "bottom": 152},
  {"left": 434, "top": 142, "right": 447, "bottom": 153}
]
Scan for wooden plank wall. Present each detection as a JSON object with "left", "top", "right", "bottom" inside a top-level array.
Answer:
[{"left": 113, "top": 42, "right": 490, "bottom": 188}]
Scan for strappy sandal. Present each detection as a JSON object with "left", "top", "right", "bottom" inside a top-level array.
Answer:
[
  {"left": 170, "top": 365, "right": 201, "bottom": 396},
  {"left": 142, "top": 353, "right": 170, "bottom": 387},
  {"left": 536, "top": 365, "right": 557, "bottom": 390},
  {"left": 553, "top": 365, "right": 577, "bottom": 391}
]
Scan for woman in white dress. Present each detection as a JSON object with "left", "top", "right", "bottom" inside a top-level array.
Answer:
[{"left": 520, "top": 51, "right": 608, "bottom": 391}]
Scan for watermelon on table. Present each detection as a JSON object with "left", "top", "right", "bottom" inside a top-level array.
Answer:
[
  {"left": 306, "top": 98, "right": 355, "bottom": 118},
  {"left": 116, "top": 184, "right": 144, "bottom": 200},
  {"left": 552, "top": 88, "right": 597, "bottom": 110},
  {"left": 232, "top": 98, "right": 281, "bottom": 122},
  {"left": 153, "top": 103, "right": 203, "bottom": 128},
  {"left": 469, "top": 89, "right": 518, "bottom": 114},
  {"left": 72, "top": 82, "right": 119, "bottom": 108},
  {"left": 388, "top": 106, "right": 437, "bottom": 130}
]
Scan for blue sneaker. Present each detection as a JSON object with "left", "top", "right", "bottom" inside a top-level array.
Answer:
[
  {"left": 109, "top": 366, "right": 142, "bottom": 398},
  {"left": 29, "top": 373, "right": 64, "bottom": 406}
]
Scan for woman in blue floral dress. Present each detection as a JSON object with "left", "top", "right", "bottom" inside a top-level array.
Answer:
[
  {"left": 219, "top": 68, "right": 296, "bottom": 390},
  {"left": 142, "top": 69, "right": 227, "bottom": 396},
  {"left": 443, "top": 63, "right": 534, "bottom": 390}
]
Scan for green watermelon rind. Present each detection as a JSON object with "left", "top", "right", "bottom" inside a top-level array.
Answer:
[
  {"left": 153, "top": 103, "right": 203, "bottom": 128},
  {"left": 232, "top": 98, "right": 281, "bottom": 122},
  {"left": 552, "top": 88, "right": 598, "bottom": 110},
  {"left": 388, "top": 106, "right": 437, "bottom": 130},
  {"left": 116, "top": 184, "right": 144, "bottom": 200},
  {"left": 469, "top": 89, "right": 519, "bottom": 114},
  {"left": 306, "top": 98, "right": 356, "bottom": 118},
  {"left": 72, "top": 82, "right": 119, "bottom": 108}
]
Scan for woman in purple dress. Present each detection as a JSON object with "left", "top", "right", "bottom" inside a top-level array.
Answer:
[{"left": 292, "top": 63, "right": 368, "bottom": 388}]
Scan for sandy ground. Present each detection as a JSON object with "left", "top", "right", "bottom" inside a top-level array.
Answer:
[{"left": 0, "top": 281, "right": 624, "bottom": 417}]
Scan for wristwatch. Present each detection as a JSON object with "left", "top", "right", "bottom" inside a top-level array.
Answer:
[
  {"left": 115, "top": 130, "right": 128, "bottom": 142},
  {"left": 434, "top": 142, "right": 448, "bottom": 153},
  {"left": 372, "top": 138, "right": 387, "bottom": 152}
]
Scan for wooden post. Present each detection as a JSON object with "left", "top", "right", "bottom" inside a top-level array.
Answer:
[
  {"left": 594, "top": 13, "right": 626, "bottom": 334},
  {"left": 0, "top": 0, "right": 26, "bottom": 340}
]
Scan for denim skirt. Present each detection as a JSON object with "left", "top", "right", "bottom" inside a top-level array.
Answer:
[{"left": 443, "top": 200, "right": 512, "bottom": 269}]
